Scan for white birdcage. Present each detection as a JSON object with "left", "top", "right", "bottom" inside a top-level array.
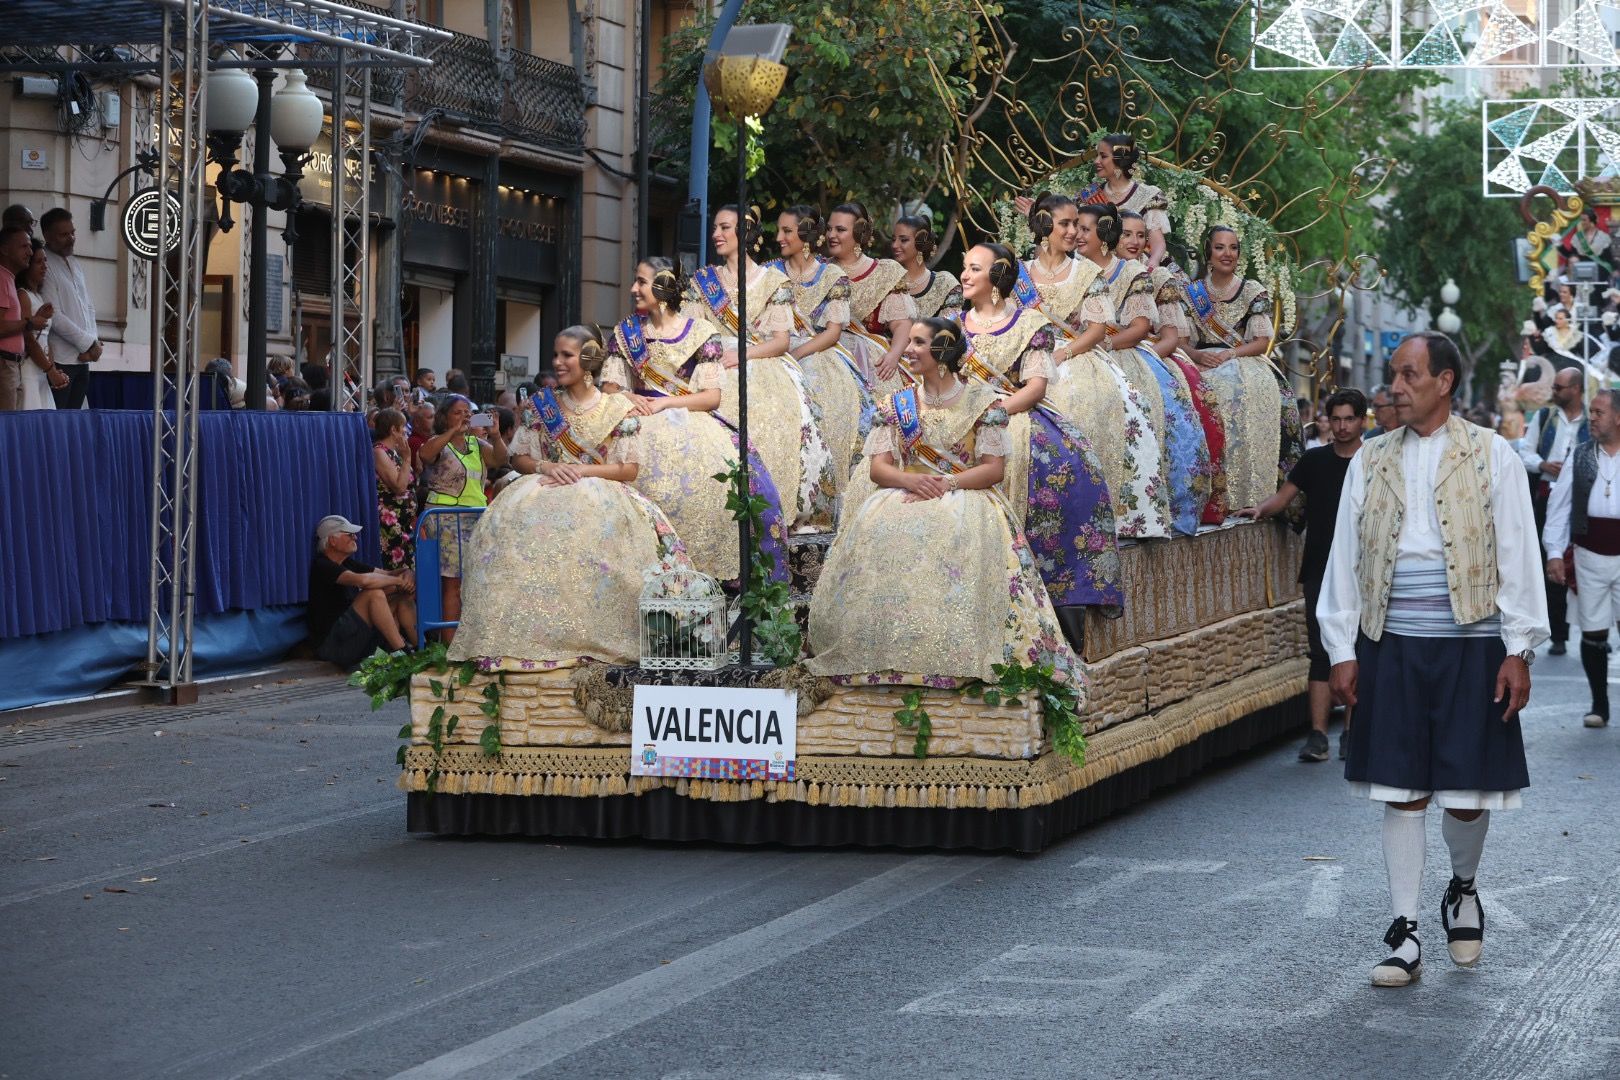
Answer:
[{"left": 638, "top": 567, "right": 730, "bottom": 670}]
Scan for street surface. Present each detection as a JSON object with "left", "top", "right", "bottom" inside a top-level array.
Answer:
[{"left": 2, "top": 649, "right": 1618, "bottom": 1080}]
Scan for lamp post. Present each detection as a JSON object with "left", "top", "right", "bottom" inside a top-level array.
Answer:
[
  {"left": 1437, "top": 277, "right": 1462, "bottom": 336},
  {"left": 205, "top": 65, "right": 324, "bottom": 410},
  {"left": 702, "top": 24, "right": 791, "bottom": 668}
]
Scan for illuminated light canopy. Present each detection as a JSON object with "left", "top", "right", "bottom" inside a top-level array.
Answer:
[{"left": 1483, "top": 97, "right": 1620, "bottom": 197}]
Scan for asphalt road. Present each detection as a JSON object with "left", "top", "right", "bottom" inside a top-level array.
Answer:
[{"left": 3, "top": 648, "right": 1618, "bottom": 1080}]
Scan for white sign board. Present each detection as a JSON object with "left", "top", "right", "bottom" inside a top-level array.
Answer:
[
  {"left": 21, "top": 148, "right": 46, "bottom": 171},
  {"left": 631, "top": 684, "right": 797, "bottom": 781}
]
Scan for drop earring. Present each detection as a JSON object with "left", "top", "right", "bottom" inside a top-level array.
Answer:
[{"left": 991, "top": 287, "right": 1003, "bottom": 308}]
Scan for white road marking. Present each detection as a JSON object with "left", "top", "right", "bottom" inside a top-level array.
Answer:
[
  {"left": 1065, "top": 855, "right": 1226, "bottom": 908},
  {"left": 901, "top": 944, "right": 1167, "bottom": 1018},
  {"left": 1129, "top": 956, "right": 1231, "bottom": 1020},
  {"left": 1471, "top": 875, "right": 1574, "bottom": 932},
  {"left": 663, "top": 1073, "right": 846, "bottom": 1079},
  {"left": 388, "top": 854, "right": 996, "bottom": 1080},
  {"left": 1304, "top": 863, "right": 1344, "bottom": 919}
]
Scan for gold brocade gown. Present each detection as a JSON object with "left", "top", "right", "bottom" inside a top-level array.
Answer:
[
  {"left": 772, "top": 258, "right": 873, "bottom": 503},
  {"left": 602, "top": 315, "right": 789, "bottom": 583},
  {"left": 908, "top": 268, "right": 964, "bottom": 320},
  {"left": 448, "top": 392, "right": 692, "bottom": 667},
  {"left": 681, "top": 263, "right": 838, "bottom": 532},
  {"left": 807, "top": 379, "right": 1083, "bottom": 688},
  {"left": 834, "top": 255, "right": 919, "bottom": 399}
]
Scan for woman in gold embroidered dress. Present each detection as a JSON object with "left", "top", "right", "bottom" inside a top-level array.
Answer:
[
  {"left": 807, "top": 319, "right": 1082, "bottom": 687},
  {"left": 1077, "top": 202, "right": 1211, "bottom": 537},
  {"left": 893, "top": 214, "right": 963, "bottom": 320},
  {"left": 680, "top": 204, "right": 837, "bottom": 533},
  {"left": 1014, "top": 132, "right": 1173, "bottom": 269},
  {"left": 1117, "top": 210, "right": 1228, "bottom": 524},
  {"left": 826, "top": 201, "right": 917, "bottom": 398},
  {"left": 1025, "top": 194, "right": 1169, "bottom": 540},
  {"left": 597, "top": 258, "right": 788, "bottom": 584},
  {"left": 1183, "top": 225, "right": 1303, "bottom": 512},
  {"left": 449, "top": 327, "right": 693, "bottom": 667},
  {"left": 773, "top": 204, "right": 873, "bottom": 498}
]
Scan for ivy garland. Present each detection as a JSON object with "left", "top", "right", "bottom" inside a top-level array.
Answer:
[
  {"left": 892, "top": 661, "right": 1087, "bottom": 767},
  {"left": 350, "top": 642, "right": 504, "bottom": 794},
  {"left": 713, "top": 458, "right": 801, "bottom": 667}
]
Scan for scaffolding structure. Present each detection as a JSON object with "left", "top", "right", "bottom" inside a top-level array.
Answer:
[{"left": 1, "top": 0, "right": 448, "bottom": 698}]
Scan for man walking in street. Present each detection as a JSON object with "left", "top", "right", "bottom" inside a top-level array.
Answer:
[
  {"left": 1320, "top": 332, "right": 1548, "bottom": 987},
  {"left": 1365, "top": 384, "right": 1397, "bottom": 438},
  {"left": 37, "top": 208, "right": 100, "bottom": 411},
  {"left": 1543, "top": 388, "right": 1620, "bottom": 729},
  {"left": 1239, "top": 387, "right": 1368, "bottom": 763},
  {"left": 1519, "top": 367, "right": 1587, "bottom": 654}
]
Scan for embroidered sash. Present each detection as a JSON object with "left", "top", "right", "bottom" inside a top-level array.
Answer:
[
  {"left": 890, "top": 387, "right": 970, "bottom": 476},
  {"left": 692, "top": 265, "right": 742, "bottom": 338},
  {"left": 612, "top": 316, "right": 701, "bottom": 398},
  {"left": 531, "top": 388, "right": 608, "bottom": 464},
  {"left": 1013, "top": 263, "right": 1040, "bottom": 309},
  {"left": 1179, "top": 274, "right": 1244, "bottom": 349},
  {"left": 1075, "top": 182, "right": 1115, "bottom": 206}
]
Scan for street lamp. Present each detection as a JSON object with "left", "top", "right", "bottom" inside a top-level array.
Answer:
[
  {"left": 206, "top": 64, "right": 324, "bottom": 410},
  {"left": 703, "top": 23, "right": 790, "bottom": 668},
  {"left": 1437, "top": 277, "right": 1462, "bottom": 336}
]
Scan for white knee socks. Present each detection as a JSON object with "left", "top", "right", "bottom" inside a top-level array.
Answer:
[
  {"left": 1442, "top": 810, "right": 1489, "bottom": 931},
  {"left": 1383, "top": 804, "right": 1426, "bottom": 961}
]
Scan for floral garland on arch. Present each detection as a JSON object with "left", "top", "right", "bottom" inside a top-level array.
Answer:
[{"left": 993, "top": 147, "right": 1300, "bottom": 339}]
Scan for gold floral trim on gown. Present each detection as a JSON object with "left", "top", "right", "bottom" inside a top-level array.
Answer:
[
  {"left": 449, "top": 392, "right": 695, "bottom": 668},
  {"left": 681, "top": 263, "right": 838, "bottom": 531},
  {"left": 835, "top": 255, "right": 919, "bottom": 399},
  {"left": 910, "top": 269, "right": 963, "bottom": 320},
  {"left": 775, "top": 258, "right": 873, "bottom": 503},
  {"left": 1189, "top": 276, "right": 1290, "bottom": 511},
  {"left": 807, "top": 381, "right": 1082, "bottom": 690}
]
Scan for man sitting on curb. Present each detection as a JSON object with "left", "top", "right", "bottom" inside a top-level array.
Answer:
[{"left": 309, "top": 515, "right": 416, "bottom": 669}]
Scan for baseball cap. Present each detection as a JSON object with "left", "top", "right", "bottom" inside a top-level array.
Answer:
[{"left": 315, "top": 515, "right": 364, "bottom": 543}]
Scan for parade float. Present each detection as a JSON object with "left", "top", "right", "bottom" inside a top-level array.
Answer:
[{"left": 375, "top": 2, "right": 1382, "bottom": 851}]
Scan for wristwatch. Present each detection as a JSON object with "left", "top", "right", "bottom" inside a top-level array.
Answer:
[{"left": 1514, "top": 648, "right": 1536, "bottom": 666}]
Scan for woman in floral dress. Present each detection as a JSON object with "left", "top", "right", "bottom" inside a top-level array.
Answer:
[
  {"left": 680, "top": 204, "right": 838, "bottom": 533},
  {"left": 954, "top": 246, "right": 1123, "bottom": 622},
  {"left": 450, "top": 327, "right": 695, "bottom": 667},
  {"left": 371, "top": 407, "right": 417, "bottom": 571},
  {"left": 808, "top": 318, "right": 1083, "bottom": 690},
  {"left": 826, "top": 201, "right": 918, "bottom": 398},
  {"left": 599, "top": 257, "right": 787, "bottom": 584},
  {"left": 1182, "top": 225, "right": 1303, "bottom": 512}
]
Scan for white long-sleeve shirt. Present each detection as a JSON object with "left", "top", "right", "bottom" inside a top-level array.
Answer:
[
  {"left": 1317, "top": 424, "right": 1549, "bottom": 666},
  {"left": 1516, "top": 406, "right": 1582, "bottom": 479},
  {"left": 1542, "top": 442, "right": 1620, "bottom": 557},
  {"left": 39, "top": 248, "right": 97, "bottom": 365}
]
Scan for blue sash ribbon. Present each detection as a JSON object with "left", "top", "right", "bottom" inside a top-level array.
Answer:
[
  {"left": 693, "top": 265, "right": 729, "bottom": 316},
  {"left": 892, "top": 387, "right": 922, "bottom": 457},
  {"left": 1013, "top": 263, "right": 1040, "bottom": 310},
  {"left": 616, "top": 315, "right": 649, "bottom": 373}
]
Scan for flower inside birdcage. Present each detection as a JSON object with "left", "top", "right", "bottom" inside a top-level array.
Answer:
[{"left": 639, "top": 563, "right": 729, "bottom": 670}]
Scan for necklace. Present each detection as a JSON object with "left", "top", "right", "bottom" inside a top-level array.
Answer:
[
  {"left": 563, "top": 388, "right": 601, "bottom": 414},
  {"left": 922, "top": 378, "right": 965, "bottom": 407},
  {"left": 1602, "top": 448, "right": 1620, "bottom": 498}
]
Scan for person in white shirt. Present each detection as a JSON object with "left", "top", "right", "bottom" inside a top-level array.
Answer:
[
  {"left": 1543, "top": 388, "right": 1620, "bottom": 729},
  {"left": 1319, "top": 332, "right": 1549, "bottom": 988},
  {"left": 37, "top": 208, "right": 100, "bottom": 410},
  {"left": 1518, "top": 367, "right": 1587, "bottom": 654}
]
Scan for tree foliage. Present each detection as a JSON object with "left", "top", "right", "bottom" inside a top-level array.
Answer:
[
  {"left": 1380, "top": 101, "right": 1525, "bottom": 391},
  {"left": 657, "top": 0, "right": 993, "bottom": 216}
]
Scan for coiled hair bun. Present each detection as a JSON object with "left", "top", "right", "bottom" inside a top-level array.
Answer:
[
  {"left": 559, "top": 324, "right": 607, "bottom": 379},
  {"left": 717, "top": 203, "right": 766, "bottom": 258},
  {"left": 785, "top": 204, "right": 828, "bottom": 254},
  {"left": 831, "top": 201, "right": 874, "bottom": 250},
  {"left": 978, "top": 242, "right": 1019, "bottom": 298},
  {"left": 1101, "top": 132, "right": 1142, "bottom": 176},
  {"left": 919, "top": 316, "right": 968, "bottom": 371},
  {"left": 1077, "top": 203, "right": 1122, "bottom": 249},
  {"left": 1029, "top": 191, "right": 1078, "bottom": 245},
  {"left": 894, "top": 213, "right": 937, "bottom": 261}
]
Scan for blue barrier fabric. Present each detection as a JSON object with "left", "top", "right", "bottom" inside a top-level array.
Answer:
[
  {"left": 0, "top": 410, "right": 378, "bottom": 640},
  {"left": 0, "top": 605, "right": 308, "bottom": 711}
]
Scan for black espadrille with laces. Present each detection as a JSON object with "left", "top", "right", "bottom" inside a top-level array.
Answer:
[
  {"left": 1441, "top": 875, "right": 1484, "bottom": 967},
  {"left": 1372, "top": 915, "right": 1422, "bottom": 987}
]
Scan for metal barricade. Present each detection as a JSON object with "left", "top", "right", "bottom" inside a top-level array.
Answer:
[{"left": 414, "top": 505, "right": 484, "bottom": 648}]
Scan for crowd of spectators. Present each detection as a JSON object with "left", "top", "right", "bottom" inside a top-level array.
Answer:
[{"left": 1, "top": 204, "right": 101, "bottom": 411}]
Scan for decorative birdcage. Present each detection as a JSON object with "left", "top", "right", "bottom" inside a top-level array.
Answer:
[{"left": 638, "top": 567, "right": 730, "bottom": 671}]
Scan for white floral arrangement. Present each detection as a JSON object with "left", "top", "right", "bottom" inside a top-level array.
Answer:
[
  {"left": 639, "top": 562, "right": 728, "bottom": 668},
  {"left": 992, "top": 140, "right": 1300, "bottom": 338}
]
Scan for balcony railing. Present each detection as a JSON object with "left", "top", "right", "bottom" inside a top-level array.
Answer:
[
  {"left": 407, "top": 32, "right": 586, "bottom": 153},
  {"left": 647, "top": 92, "right": 689, "bottom": 163}
]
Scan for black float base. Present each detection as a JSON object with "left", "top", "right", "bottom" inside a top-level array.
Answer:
[{"left": 407, "top": 694, "right": 1307, "bottom": 853}]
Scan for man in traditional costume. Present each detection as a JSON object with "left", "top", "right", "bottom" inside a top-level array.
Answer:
[
  {"left": 1543, "top": 387, "right": 1620, "bottom": 729},
  {"left": 1518, "top": 367, "right": 1587, "bottom": 655},
  {"left": 1320, "top": 332, "right": 1548, "bottom": 988}
]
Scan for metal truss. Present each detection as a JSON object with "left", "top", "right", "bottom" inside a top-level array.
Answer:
[
  {"left": 329, "top": 49, "right": 375, "bottom": 412},
  {"left": 1251, "top": 0, "right": 1620, "bottom": 71}
]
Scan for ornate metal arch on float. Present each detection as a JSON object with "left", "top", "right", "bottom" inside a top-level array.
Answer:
[{"left": 920, "top": 0, "right": 1396, "bottom": 394}]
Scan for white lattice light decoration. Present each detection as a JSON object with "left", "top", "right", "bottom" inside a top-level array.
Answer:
[
  {"left": 1252, "top": 0, "right": 1620, "bottom": 70},
  {"left": 1482, "top": 97, "right": 1620, "bottom": 197}
]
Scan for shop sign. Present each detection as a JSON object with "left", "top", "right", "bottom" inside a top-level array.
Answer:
[
  {"left": 121, "top": 188, "right": 183, "bottom": 260},
  {"left": 630, "top": 684, "right": 797, "bottom": 781}
]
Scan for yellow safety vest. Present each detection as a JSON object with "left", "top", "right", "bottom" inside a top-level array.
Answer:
[{"left": 426, "top": 436, "right": 487, "bottom": 507}]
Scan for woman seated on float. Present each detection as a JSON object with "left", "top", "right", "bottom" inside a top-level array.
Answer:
[
  {"left": 807, "top": 317, "right": 1084, "bottom": 689},
  {"left": 1181, "top": 224, "right": 1303, "bottom": 513},
  {"left": 951, "top": 243, "right": 1123, "bottom": 621},
  {"left": 1115, "top": 209, "right": 1228, "bottom": 523},
  {"left": 1014, "top": 193, "right": 1167, "bottom": 542},
  {"left": 680, "top": 203, "right": 838, "bottom": 533},
  {"left": 598, "top": 257, "right": 787, "bottom": 584},
  {"left": 450, "top": 326, "right": 694, "bottom": 668},
  {"left": 772, "top": 204, "right": 873, "bottom": 499}
]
